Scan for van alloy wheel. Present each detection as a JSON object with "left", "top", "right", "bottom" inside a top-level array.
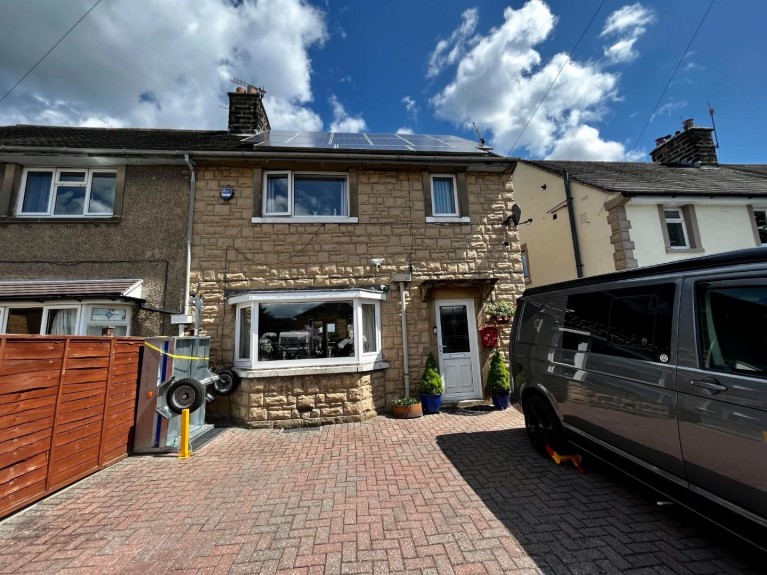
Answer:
[{"left": 523, "top": 395, "right": 563, "bottom": 456}]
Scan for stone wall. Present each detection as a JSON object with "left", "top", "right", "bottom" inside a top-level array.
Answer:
[{"left": 192, "top": 163, "right": 524, "bottom": 426}]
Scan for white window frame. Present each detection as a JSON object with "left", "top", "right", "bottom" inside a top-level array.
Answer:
[
  {"left": 0, "top": 301, "right": 131, "bottom": 335},
  {"left": 230, "top": 290, "right": 385, "bottom": 370},
  {"left": 663, "top": 207, "right": 690, "bottom": 248},
  {"left": 42, "top": 305, "right": 82, "bottom": 335},
  {"left": 753, "top": 207, "right": 767, "bottom": 245},
  {"left": 260, "top": 170, "right": 352, "bottom": 222},
  {"left": 16, "top": 168, "right": 118, "bottom": 218},
  {"left": 430, "top": 174, "right": 459, "bottom": 217}
]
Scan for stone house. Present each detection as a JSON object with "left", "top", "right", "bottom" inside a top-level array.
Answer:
[
  {"left": 0, "top": 87, "right": 523, "bottom": 426},
  {"left": 512, "top": 119, "right": 767, "bottom": 288}
]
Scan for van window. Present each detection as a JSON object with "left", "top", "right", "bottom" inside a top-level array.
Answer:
[
  {"left": 698, "top": 285, "right": 767, "bottom": 377},
  {"left": 564, "top": 284, "right": 674, "bottom": 363}
]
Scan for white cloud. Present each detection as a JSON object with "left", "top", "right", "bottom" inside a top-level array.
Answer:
[
  {"left": 431, "top": 1, "right": 636, "bottom": 161},
  {"left": 328, "top": 95, "right": 367, "bottom": 133},
  {"left": 396, "top": 127, "right": 414, "bottom": 135},
  {"left": 427, "top": 8, "right": 479, "bottom": 78},
  {"left": 600, "top": 3, "right": 655, "bottom": 64},
  {"left": 0, "top": 0, "right": 327, "bottom": 129},
  {"left": 650, "top": 99, "right": 687, "bottom": 123}
]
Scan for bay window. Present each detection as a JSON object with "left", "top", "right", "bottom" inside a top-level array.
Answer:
[{"left": 231, "top": 289, "right": 385, "bottom": 370}]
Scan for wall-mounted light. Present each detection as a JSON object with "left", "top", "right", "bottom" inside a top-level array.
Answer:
[{"left": 371, "top": 258, "right": 384, "bottom": 271}]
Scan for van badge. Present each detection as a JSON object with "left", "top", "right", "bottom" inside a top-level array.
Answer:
[{"left": 659, "top": 354, "right": 669, "bottom": 363}]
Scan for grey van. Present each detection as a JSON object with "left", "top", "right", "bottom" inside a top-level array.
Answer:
[{"left": 510, "top": 247, "right": 767, "bottom": 533}]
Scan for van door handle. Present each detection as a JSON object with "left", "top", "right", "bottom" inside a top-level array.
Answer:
[{"left": 690, "top": 377, "right": 728, "bottom": 394}]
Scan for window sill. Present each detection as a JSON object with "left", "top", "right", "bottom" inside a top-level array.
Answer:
[
  {"left": 1, "top": 216, "right": 120, "bottom": 224},
  {"left": 426, "top": 216, "right": 470, "bottom": 224},
  {"left": 665, "top": 247, "right": 705, "bottom": 254},
  {"left": 251, "top": 216, "right": 358, "bottom": 224},
  {"left": 235, "top": 360, "right": 389, "bottom": 378}
]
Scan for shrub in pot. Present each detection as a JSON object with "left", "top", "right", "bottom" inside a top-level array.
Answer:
[
  {"left": 485, "top": 300, "right": 516, "bottom": 325},
  {"left": 392, "top": 396, "right": 423, "bottom": 419},
  {"left": 420, "top": 352, "right": 444, "bottom": 414},
  {"left": 487, "top": 350, "right": 511, "bottom": 409}
]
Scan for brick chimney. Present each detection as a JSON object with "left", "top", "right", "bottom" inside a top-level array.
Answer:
[
  {"left": 228, "top": 85, "right": 271, "bottom": 134},
  {"left": 650, "top": 118, "right": 718, "bottom": 165}
]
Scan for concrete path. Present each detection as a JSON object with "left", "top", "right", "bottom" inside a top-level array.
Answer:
[{"left": 0, "top": 408, "right": 763, "bottom": 574}]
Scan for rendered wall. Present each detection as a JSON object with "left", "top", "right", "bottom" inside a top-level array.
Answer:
[
  {"left": 0, "top": 163, "right": 190, "bottom": 336},
  {"left": 627, "top": 203, "right": 759, "bottom": 267}
]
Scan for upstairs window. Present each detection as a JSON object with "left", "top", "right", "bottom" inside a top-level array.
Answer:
[
  {"left": 752, "top": 208, "right": 767, "bottom": 244},
  {"left": 663, "top": 208, "right": 689, "bottom": 248},
  {"left": 659, "top": 205, "right": 701, "bottom": 252},
  {"left": 263, "top": 171, "right": 348, "bottom": 218},
  {"left": 430, "top": 175, "right": 458, "bottom": 216},
  {"left": 17, "top": 168, "right": 117, "bottom": 217}
]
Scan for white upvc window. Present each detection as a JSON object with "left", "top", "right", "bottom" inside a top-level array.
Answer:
[
  {"left": 753, "top": 208, "right": 767, "bottom": 245},
  {"left": 663, "top": 208, "right": 690, "bottom": 248},
  {"left": 262, "top": 171, "right": 349, "bottom": 219},
  {"left": 230, "top": 289, "right": 385, "bottom": 370},
  {"left": 0, "top": 302, "right": 131, "bottom": 335},
  {"left": 430, "top": 174, "right": 459, "bottom": 216},
  {"left": 16, "top": 168, "right": 117, "bottom": 217}
]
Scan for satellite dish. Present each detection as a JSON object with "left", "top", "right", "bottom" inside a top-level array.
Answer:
[{"left": 511, "top": 204, "right": 522, "bottom": 227}]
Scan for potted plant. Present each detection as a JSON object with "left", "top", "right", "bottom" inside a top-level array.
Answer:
[
  {"left": 485, "top": 300, "right": 516, "bottom": 325},
  {"left": 392, "top": 396, "right": 423, "bottom": 418},
  {"left": 420, "top": 352, "right": 444, "bottom": 414},
  {"left": 487, "top": 350, "right": 511, "bottom": 409}
]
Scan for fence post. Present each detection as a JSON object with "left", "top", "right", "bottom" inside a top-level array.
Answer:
[
  {"left": 97, "top": 338, "right": 116, "bottom": 468},
  {"left": 44, "top": 338, "right": 70, "bottom": 492}
]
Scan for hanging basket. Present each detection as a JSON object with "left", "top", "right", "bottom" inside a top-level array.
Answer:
[{"left": 479, "top": 325, "right": 499, "bottom": 348}]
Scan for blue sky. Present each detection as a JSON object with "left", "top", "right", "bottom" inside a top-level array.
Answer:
[{"left": 1, "top": 0, "right": 765, "bottom": 163}]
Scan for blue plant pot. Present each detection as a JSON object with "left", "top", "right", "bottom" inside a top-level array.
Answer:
[
  {"left": 491, "top": 392, "right": 511, "bottom": 410},
  {"left": 421, "top": 393, "right": 442, "bottom": 414}
]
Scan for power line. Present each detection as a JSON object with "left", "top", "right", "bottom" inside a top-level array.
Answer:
[
  {"left": 610, "top": 0, "right": 715, "bottom": 188},
  {"left": 505, "top": 0, "right": 608, "bottom": 158},
  {"left": 0, "top": 0, "right": 104, "bottom": 106}
]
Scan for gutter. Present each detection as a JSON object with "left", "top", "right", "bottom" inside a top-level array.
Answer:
[
  {"left": 0, "top": 145, "right": 513, "bottom": 167},
  {"left": 563, "top": 170, "right": 584, "bottom": 279},
  {"left": 183, "top": 153, "right": 196, "bottom": 335}
]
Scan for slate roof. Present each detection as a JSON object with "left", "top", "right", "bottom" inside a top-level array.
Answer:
[
  {"left": 521, "top": 160, "right": 767, "bottom": 197},
  {"left": 0, "top": 125, "right": 498, "bottom": 157},
  {"left": 0, "top": 125, "right": 246, "bottom": 151}
]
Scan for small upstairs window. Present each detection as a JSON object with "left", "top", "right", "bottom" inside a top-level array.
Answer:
[
  {"left": 16, "top": 168, "right": 117, "bottom": 217},
  {"left": 430, "top": 175, "right": 458, "bottom": 216}
]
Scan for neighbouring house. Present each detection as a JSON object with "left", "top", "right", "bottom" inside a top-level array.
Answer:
[
  {"left": 0, "top": 86, "right": 523, "bottom": 425},
  {"left": 512, "top": 119, "right": 767, "bottom": 288},
  {"left": 0, "top": 128, "right": 195, "bottom": 337}
]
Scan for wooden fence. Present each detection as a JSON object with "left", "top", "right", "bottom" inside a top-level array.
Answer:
[{"left": 0, "top": 336, "right": 142, "bottom": 519}]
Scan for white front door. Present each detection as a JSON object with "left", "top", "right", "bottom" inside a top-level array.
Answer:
[{"left": 435, "top": 299, "right": 482, "bottom": 400}]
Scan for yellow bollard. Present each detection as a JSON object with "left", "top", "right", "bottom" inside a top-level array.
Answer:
[{"left": 178, "top": 408, "right": 191, "bottom": 459}]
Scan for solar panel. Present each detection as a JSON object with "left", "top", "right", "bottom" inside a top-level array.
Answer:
[{"left": 242, "top": 130, "right": 490, "bottom": 154}]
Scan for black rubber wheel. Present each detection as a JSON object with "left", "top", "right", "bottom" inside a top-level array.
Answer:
[
  {"left": 212, "top": 369, "right": 241, "bottom": 396},
  {"left": 523, "top": 394, "right": 565, "bottom": 456},
  {"left": 166, "top": 378, "right": 205, "bottom": 414}
]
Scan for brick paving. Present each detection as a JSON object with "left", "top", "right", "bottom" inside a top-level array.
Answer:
[{"left": 0, "top": 408, "right": 763, "bottom": 574}]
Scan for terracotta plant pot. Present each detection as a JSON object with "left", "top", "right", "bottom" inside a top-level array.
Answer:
[{"left": 392, "top": 403, "right": 423, "bottom": 419}]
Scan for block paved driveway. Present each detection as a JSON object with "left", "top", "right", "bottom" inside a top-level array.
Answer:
[{"left": 0, "top": 408, "right": 763, "bottom": 574}]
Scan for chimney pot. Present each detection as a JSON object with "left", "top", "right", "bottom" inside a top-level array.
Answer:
[
  {"left": 247, "top": 85, "right": 257, "bottom": 94},
  {"left": 682, "top": 118, "right": 694, "bottom": 131},
  {"left": 235, "top": 86, "right": 245, "bottom": 94}
]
